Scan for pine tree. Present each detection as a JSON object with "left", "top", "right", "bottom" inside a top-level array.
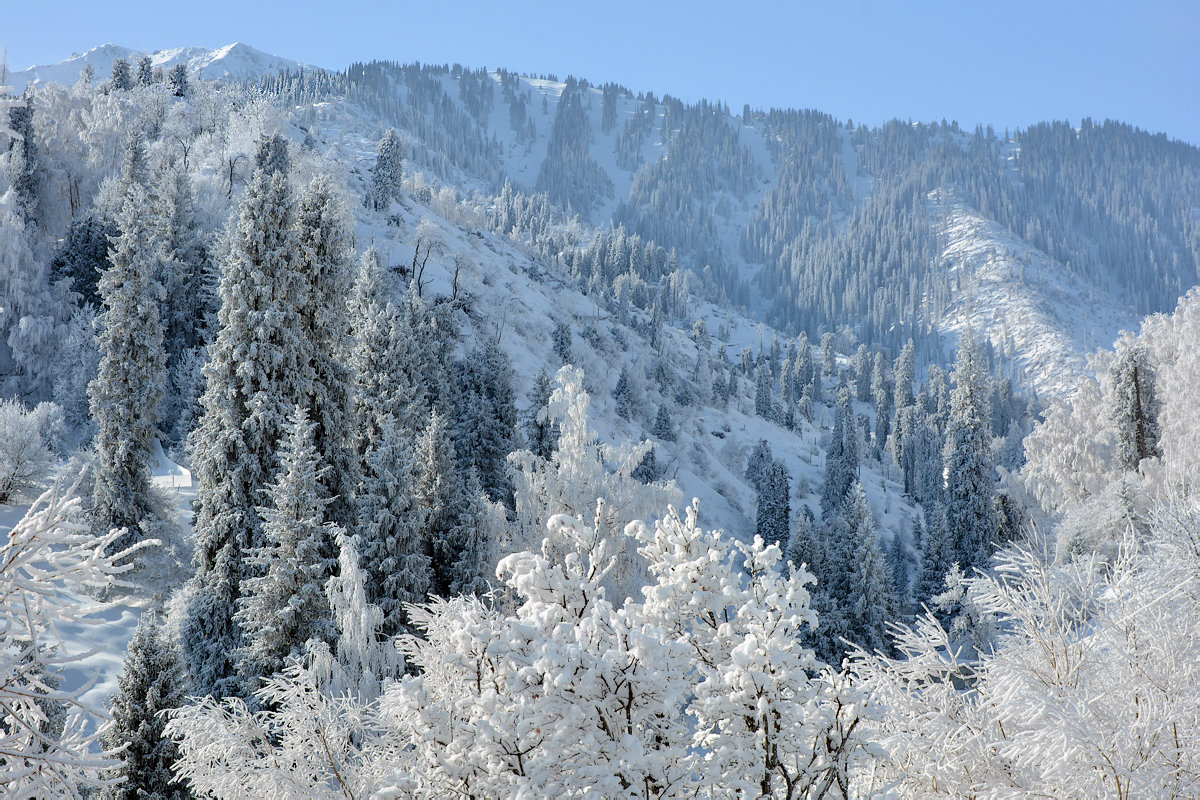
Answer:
[
  {"left": 452, "top": 338, "right": 519, "bottom": 505},
  {"left": 168, "top": 64, "right": 189, "bottom": 97},
  {"left": 917, "top": 503, "right": 954, "bottom": 603},
  {"left": 236, "top": 406, "right": 337, "bottom": 688},
  {"left": 101, "top": 614, "right": 190, "bottom": 800},
  {"left": 254, "top": 132, "right": 290, "bottom": 177},
  {"left": 88, "top": 184, "right": 166, "bottom": 553},
  {"left": 1112, "top": 343, "right": 1161, "bottom": 471},
  {"left": 183, "top": 167, "right": 306, "bottom": 700},
  {"left": 366, "top": 128, "right": 403, "bottom": 211}
]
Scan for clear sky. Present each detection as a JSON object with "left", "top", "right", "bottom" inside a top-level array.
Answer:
[{"left": 5, "top": 0, "right": 1198, "bottom": 144}]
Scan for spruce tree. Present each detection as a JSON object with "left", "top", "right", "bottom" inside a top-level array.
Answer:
[
  {"left": 415, "top": 409, "right": 467, "bottom": 596},
  {"left": 357, "top": 413, "right": 430, "bottom": 636},
  {"left": 101, "top": 614, "right": 189, "bottom": 800},
  {"left": 183, "top": 167, "right": 306, "bottom": 700},
  {"left": 136, "top": 56, "right": 154, "bottom": 86},
  {"left": 755, "top": 459, "right": 791, "bottom": 546},
  {"left": 294, "top": 175, "right": 356, "bottom": 528},
  {"left": 88, "top": 184, "right": 166, "bottom": 552},
  {"left": 820, "top": 387, "right": 858, "bottom": 517},
  {"left": 235, "top": 406, "right": 337, "bottom": 687},
  {"left": 524, "top": 368, "right": 558, "bottom": 460},
  {"left": 110, "top": 58, "right": 134, "bottom": 91},
  {"left": 844, "top": 482, "right": 894, "bottom": 653},
  {"left": 943, "top": 337, "right": 995, "bottom": 571},
  {"left": 1111, "top": 343, "right": 1161, "bottom": 471},
  {"left": 917, "top": 503, "right": 954, "bottom": 603},
  {"left": 168, "top": 64, "right": 189, "bottom": 97},
  {"left": 652, "top": 403, "right": 676, "bottom": 442},
  {"left": 452, "top": 339, "right": 519, "bottom": 505},
  {"left": 366, "top": 128, "right": 404, "bottom": 211},
  {"left": 613, "top": 367, "right": 634, "bottom": 420}
]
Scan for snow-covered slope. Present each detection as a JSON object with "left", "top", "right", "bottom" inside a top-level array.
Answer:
[
  {"left": 934, "top": 194, "right": 1136, "bottom": 399},
  {"left": 7, "top": 42, "right": 314, "bottom": 91}
]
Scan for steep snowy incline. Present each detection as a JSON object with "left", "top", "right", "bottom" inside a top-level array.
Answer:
[{"left": 933, "top": 193, "right": 1135, "bottom": 399}]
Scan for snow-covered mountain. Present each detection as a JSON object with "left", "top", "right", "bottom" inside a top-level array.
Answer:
[{"left": 6, "top": 42, "right": 314, "bottom": 91}]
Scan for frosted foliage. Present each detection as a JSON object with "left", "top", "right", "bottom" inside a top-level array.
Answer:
[
  {"left": 168, "top": 501, "right": 874, "bottom": 798},
  {"left": 0, "top": 397, "right": 54, "bottom": 504},
  {"left": 0, "top": 476, "right": 154, "bottom": 797},
  {"left": 853, "top": 501, "right": 1200, "bottom": 799},
  {"left": 0, "top": 207, "right": 67, "bottom": 399},
  {"left": 507, "top": 366, "right": 680, "bottom": 601}
]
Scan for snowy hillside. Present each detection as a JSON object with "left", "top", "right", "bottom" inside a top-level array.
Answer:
[
  {"left": 6, "top": 42, "right": 314, "bottom": 91},
  {"left": 933, "top": 193, "right": 1136, "bottom": 399}
]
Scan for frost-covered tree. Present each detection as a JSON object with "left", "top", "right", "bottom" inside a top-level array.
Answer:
[
  {"left": 49, "top": 214, "right": 117, "bottom": 310},
  {"left": 452, "top": 338, "right": 519, "bottom": 505},
  {"left": 843, "top": 482, "right": 894, "bottom": 654},
  {"left": 0, "top": 398, "right": 55, "bottom": 504},
  {"left": 507, "top": 366, "right": 680, "bottom": 601},
  {"left": 414, "top": 408, "right": 468, "bottom": 596},
  {"left": 852, "top": 504, "right": 1200, "bottom": 799},
  {"left": 293, "top": 175, "right": 356, "bottom": 527},
  {"left": 183, "top": 167, "right": 307, "bottom": 700},
  {"left": 0, "top": 476, "right": 152, "bottom": 797},
  {"left": 168, "top": 64, "right": 189, "bottom": 97},
  {"left": 236, "top": 406, "right": 337, "bottom": 688},
  {"left": 651, "top": 402, "right": 676, "bottom": 441},
  {"left": 110, "top": 58, "right": 134, "bottom": 91},
  {"left": 524, "top": 368, "right": 558, "bottom": 460},
  {"left": 254, "top": 132, "right": 290, "bottom": 177},
  {"left": 755, "top": 458, "right": 790, "bottom": 546},
  {"left": 1111, "top": 342, "right": 1160, "bottom": 471},
  {"left": 356, "top": 412, "right": 430, "bottom": 636},
  {"left": 101, "top": 613, "right": 190, "bottom": 800},
  {"left": 551, "top": 319, "right": 572, "bottom": 364},
  {"left": 365, "top": 128, "right": 403, "bottom": 211},
  {"left": 613, "top": 366, "right": 634, "bottom": 420},
  {"left": 88, "top": 184, "right": 166, "bottom": 551},
  {"left": 943, "top": 337, "right": 995, "bottom": 570},
  {"left": 820, "top": 387, "right": 858, "bottom": 516},
  {"left": 0, "top": 207, "right": 67, "bottom": 400},
  {"left": 136, "top": 56, "right": 154, "bottom": 86}
]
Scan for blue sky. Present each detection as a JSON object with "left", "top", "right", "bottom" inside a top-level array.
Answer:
[{"left": 6, "top": 0, "right": 1199, "bottom": 144}]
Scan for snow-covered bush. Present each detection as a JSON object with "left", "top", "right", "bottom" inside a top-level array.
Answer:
[
  {"left": 0, "top": 397, "right": 57, "bottom": 504},
  {"left": 0, "top": 475, "right": 154, "bottom": 796}
]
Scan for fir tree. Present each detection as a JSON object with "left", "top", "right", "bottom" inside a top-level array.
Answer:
[
  {"left": 101, "top": 614, "right": 190, "bottom": 800},
  {"left": 136, "top": 55, "right": 154, "bottom": 86},
  {"left": 88, "top": 184, "right": 166, "bottom": 553},
  {"left": 415, "top": 409, "right": 467, "bottom": 596},
  {"left": 236, "top": 406, "right": 337, "bottom": 688},
  {"left": 613, "top": 366, "right": 634, "bottom": 420},
  {"left": 168, "top": 64, "right": 189, "bottom": 97},
  {"left": 844, "top": 482, "right": 894, "bottom": 653}
]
